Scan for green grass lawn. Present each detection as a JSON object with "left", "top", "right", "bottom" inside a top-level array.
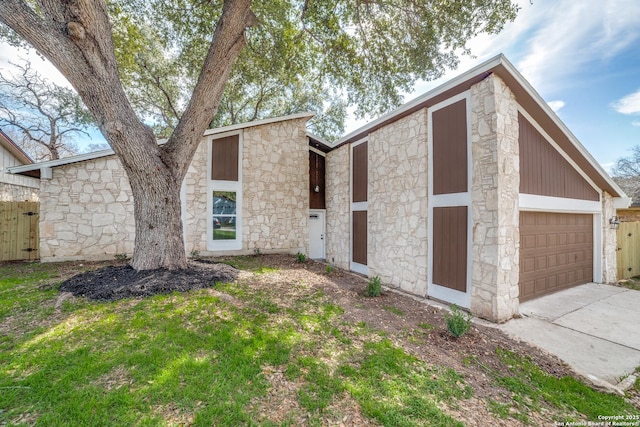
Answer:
[
  {"left": 1, "top": 258, "right": 638, "bottom": 426},
  {"left": 0, "top": 260, "right": 468, "bottom": 426}
]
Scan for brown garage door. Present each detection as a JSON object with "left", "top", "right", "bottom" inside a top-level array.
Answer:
[{"left": 519, "top": 212, "right": 593, "bottom": 301}]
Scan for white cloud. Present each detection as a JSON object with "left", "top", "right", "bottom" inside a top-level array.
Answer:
[
  {"left": 0, "top": 43, "right": 71, "bottom": 88},
  {"left": 632, "top": 120, "right": 640, "bottom": 127},
  {"left": 547, "top": 100, "right": 565, "bottom": 112},
  {"left": 613, "top": 90, "right": 640, "bottom": 115},
  {"left": 516, "top": 0, "right": 640, "bottom": 91}
]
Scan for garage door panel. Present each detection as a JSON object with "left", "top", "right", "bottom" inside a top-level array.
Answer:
[
  {"left": 523, "top": 234, "right": 536, "bottom": 249},
  {"left": 520, "top": 212, "right": 593, "bottom": 301}
]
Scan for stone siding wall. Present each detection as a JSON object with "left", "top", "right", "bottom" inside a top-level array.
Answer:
[
  {"left": 183, "top": 139, "right": 208, "bottom": 252},
  {"left": 39, "top": 156, "right": 135, "bottom": 261},
  {"left": 470, "top": 75, "right": 520, "bottom": 322},
  {"left": 184, "top": 118, "right": 309, "bottom": 256},
  {"left": 602, "top": 192, "right": 617, "bottom": 283},
  {"left": 368, "top": 110, "right": 429, "bottom": 295},
  {"left": 242, "top": 119, "right": 309, "bottom": 254},
  {"left": 0, "top": 182, "right": 39, "bottom": 202},
  {"left": 325, "top": 145, "right": 350, "bottom": 269}
]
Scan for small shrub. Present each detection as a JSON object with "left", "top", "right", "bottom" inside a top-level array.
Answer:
[
  {"left": 189, "top": 250, "right": 201, "bottom": 259},
  {"left": 253, "top": 248, "right": 262, "bottom": 256},
  {"left": 114, "top": 253, "right": 128, "bottom": 261},
  {"left": 296, "top": 252, "right": 306, "bottom": 263},
  {"left": 366, "top": 276, "right": 382, "bottom": 297},
  {"left": 445, "top": 304, "right": 472, "bottom": 338},
  {"left": 325, "top": 264, "right": 334, "bottom": 274}
]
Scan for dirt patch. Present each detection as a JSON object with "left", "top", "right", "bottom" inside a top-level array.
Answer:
[{"left": 59, "top": 261, "right": 237, "bottom": 301}]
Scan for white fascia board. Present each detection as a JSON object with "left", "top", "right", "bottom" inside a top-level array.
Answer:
[
  {"left": 614, "top": 197, "right": 632, "bottom": 209},
  {"left": 203, "top": 112, "right": 315, "bottom": 136},
  {"left": 499, "top": 57, "right": 627, "bottom": 199},
  {"left": 7, "top": 148, "right": 116, "bottom": 174},
  {"left": 336, "top": 54, "right": 505, "bottom": 145},
  {"left": 519, "top": 194, "right": 602, "bottom": 213},
  {"left": 8, "top": 113, "right": 315, "bottom": 174}
]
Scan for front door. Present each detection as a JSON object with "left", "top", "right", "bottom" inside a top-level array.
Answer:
[{"left": 309, "top": 210, "right": 325, "bottom": 259}]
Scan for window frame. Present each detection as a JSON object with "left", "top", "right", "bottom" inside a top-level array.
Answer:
[{"left": 207, "top": 131, "right": 242, "bottom": 251}]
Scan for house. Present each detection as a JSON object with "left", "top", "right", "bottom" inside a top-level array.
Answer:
[
  {"left": 0, "top": 128, "right": 39, "bottom": 201},
  {"left": 8, "top": 113, "right": 313, "bottom": 261},
  {"left": 322, "top": 54, "right": 628, "bottom": 322},
  {"left": 8, "top": 55, "right": 629, "bottom": 322}
]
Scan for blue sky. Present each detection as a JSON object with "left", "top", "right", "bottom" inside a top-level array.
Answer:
[
  {"left": 345, "top": 0, "right": 640, "bottom": 172},
  {"left": 1, "top": 0, "right": 639, "bottom": 171}
]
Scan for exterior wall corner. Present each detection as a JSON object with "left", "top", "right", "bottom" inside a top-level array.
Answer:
[
  {"left": 469, "top": 74, "right": 520, "bottom": 322},
  {"left": 602, "top": 191, "right": 617, "bottom": 283}
]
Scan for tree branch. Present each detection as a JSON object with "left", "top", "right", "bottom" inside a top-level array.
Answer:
[{"left": 163, "top": 0, "right": 257, "bottom": 173}]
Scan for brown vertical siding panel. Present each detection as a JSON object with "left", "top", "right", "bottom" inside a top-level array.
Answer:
[
  {"left": 433, "top": 99, "right": 468, "bottom": 195},
  {"left": 352, "top": 210, "right": 367, "bottom": 265},
  {"left": 211, "top": 135, "right": 239, "bottom": 181},
  {"left": 352, "top": 142, "right": 368, "bottom": 202},
  {"left": 309, "top": 151, "right": 326, "bottom": 209},
  {"left": 519, "top": 114, "right": 599, "bottom": 201},
  {"left": 433, "top": 206, "right": 467, "bottom": 292}
]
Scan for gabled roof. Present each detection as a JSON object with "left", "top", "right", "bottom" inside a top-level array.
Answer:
[
  {"left": 0, "top": 128, "right": 33, "bottom": 165},
  {"left": 8, "top": 112, "right": 315, "bottom": 177},
  {"left": 336, "top": 54, "right": 626, "bottom": 199}
]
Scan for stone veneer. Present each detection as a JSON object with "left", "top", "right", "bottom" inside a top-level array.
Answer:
[
  {"left": 368, "top": 110, "right": 429, "bottom": 295},
  {"left": 0, "top": 182, "right": 39, "bottom": 202},
  {"left": 184, "top": 117, "right": 309, "bottom": 256},
  {"left": 325, "top": 144, "right": 350, "bottom": 269},
  {"left": 242, "top": 120, "right": 309, "bottom": 254},
  {"left": 39, "top": 156, "right": 135, "bottom": 261},
  {"left": 39, "top": 117, "right": 309, "bottom": 261},
  {"left": 470, "top": 74, "right": 520, "bottom": 322},
  {"left": 602, "top": 191, "right": 617, "bottom": 283}
]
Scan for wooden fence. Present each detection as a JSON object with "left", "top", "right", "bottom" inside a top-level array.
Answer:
[
  {"left": 0, "top": 201, "right": 39, "bottom": 262},
  {"left": 616, "top": 222, "right": 640, "bottom": 280}
]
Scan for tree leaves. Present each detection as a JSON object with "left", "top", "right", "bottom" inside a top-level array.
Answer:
[{"left": 104, "top": 0, "right": 518, "bottom": 141}]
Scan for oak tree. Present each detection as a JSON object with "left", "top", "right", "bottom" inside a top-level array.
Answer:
[
  {"left": 0, "top": 60, "right": 94, "bottom": 160},
  {"left": 0, "top": 0, "right": 519, "bottom": 271}
]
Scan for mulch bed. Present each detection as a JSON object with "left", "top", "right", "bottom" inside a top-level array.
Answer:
[{"left": 59, "top": 261, "right": 237, "bottom": 301}]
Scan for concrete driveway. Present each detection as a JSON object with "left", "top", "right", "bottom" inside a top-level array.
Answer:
[{"left": 499, "top": 283, "right": 640, "bottom": 391}]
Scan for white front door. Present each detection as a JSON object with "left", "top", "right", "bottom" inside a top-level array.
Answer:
[{"left": 309, "top": 210, "right": 325, "bottom": 259}]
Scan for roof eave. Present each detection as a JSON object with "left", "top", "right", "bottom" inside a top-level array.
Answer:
[
  {"left": 0, "top": 128, "right": 33, "bottom": 165},
  {"left": 9, "top": 113, "right": 316, "bottom": 175}
]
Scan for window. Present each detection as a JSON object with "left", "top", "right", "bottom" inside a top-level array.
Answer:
[
  {"left": 212, "top": 191, "right": 237, "bottom": 240},
  {"left": 208, "top": 133, "right": 242, "bottom": 250}
]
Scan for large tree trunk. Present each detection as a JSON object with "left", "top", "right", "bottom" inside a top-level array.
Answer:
[
  {"left": 126, "top": 152, "right": 187, "bottom": 270},
  {"left": 0, "top": 0, "right": 255, "bottom": 271}
]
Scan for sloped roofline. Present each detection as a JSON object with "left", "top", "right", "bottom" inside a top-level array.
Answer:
[
  {"left": 336, "top": 54, "right": 626, "bottom": 199},
  {"left": 0, "top": 128, "right": 33, "bottom": 165},
  {"left": 8, "top": 112, "right": 315, "bottom": 176}
]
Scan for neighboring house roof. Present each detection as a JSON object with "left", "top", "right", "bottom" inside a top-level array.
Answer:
[
  {"left": 0, "top": 127, "right": 33, "bottom": 165},
  {"left": 336, "top": 54, "right": 626, "bottom": 199},
  {"left": 7, "top": 112, "right": 315, "bottom": 178}
]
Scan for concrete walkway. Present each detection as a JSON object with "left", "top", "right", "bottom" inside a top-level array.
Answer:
[{"left": 499, "top": 283, "right": 640, "bottom": 390}]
